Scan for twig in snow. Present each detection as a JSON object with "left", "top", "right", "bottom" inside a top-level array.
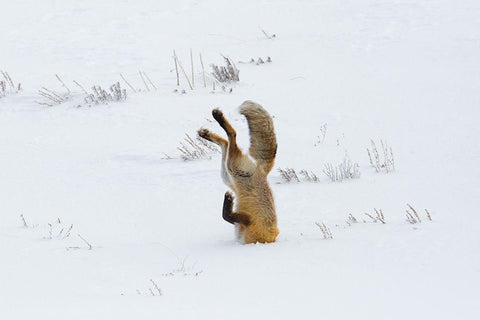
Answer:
[
  {"left": 63, "top": 224, "right": 73, "bottom": 238},
  {"left": 20, "top": 214, "right": 28, "bottom": 228},
  {"left": 199, "top": 53, "right": 206, "bottom": 88},
  {"left": 139, "top": 70, "right": 150, "bottom": 92},
  {"left": 77, "top": 234, "right": 93, "bottom": 250},
  {"left": 315, "top": 222, "right": 333, "bottom": 239},
  {"left": 150, "top": 279, "right": 162, "bottom": 296},
  {"left": 407, "top": 204, "right": 421, "bottom": 223},
  {"left": 190, "top": 48, "right": 194, "bottom": 88},
  {"left": 142, "top": 71, "right": 157, "bottom": 90},
  {"left": 120, "top": 74, "right": 137, "bottom": 93},
  {"left": 73, "top": 80, "right": 89, "bottom": 95},
  {"left": 55, "top": 74, "right": 71, "bottom": 94},
  {"left": 425, "top": 209, "right": 433, "bottom": 221},
  {"left": 173, "top": 51, "right": 180, "bottom": 86}
]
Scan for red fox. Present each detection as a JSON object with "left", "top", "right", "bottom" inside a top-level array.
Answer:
[{"left": 198, "top": 101, "right": 278, "bottom": 244}]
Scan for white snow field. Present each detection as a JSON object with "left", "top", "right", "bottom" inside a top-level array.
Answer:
[{"left": 1, "top": 0, "right": 479, "bottom": 318}]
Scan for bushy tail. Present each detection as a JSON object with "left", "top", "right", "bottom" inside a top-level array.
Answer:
[{"left": 239, "top": 100, "right": 277, "bottom": 175}]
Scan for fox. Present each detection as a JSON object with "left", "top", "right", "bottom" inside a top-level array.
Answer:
[{"left": 198, "top": 100, "right": 279, "bottom": 244}]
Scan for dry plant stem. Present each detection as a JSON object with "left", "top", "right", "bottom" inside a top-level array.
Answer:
[
  {"left": 177, "top": 59, "right": 193, "bottom": 90},
  {"left": 374, "top": 208, "right": 386, "bottom": 224},
  {"left": 77, "top": 234, "right": 93, "bottom": 250},
  {"left": 63, "top": 224, "right": 73, "bottom": 238},
  {"left": 38, "top": 91, "right": 60, "bottom": 103},
  {"left": 407, "top": 204, "right": 421, "bottom": 222},
  {"left": 20, "top": 214, "right": 28, "bottom": 228},
  {"left": 260, "top": 28, "right": 272, "bottom": 39},
  {"left": 199, "top": 53, "right": 206, "bottom": 87},
  {"left": 406, "top": 210, "right": 417, "bottom": 224},
  {"left": 348, "top": 214, "right": 358, "bottom": 223},
  {"left": 73, "top": 80, "right": 89, "bottom": 95},
  {"left": 1, "top": 71, "right": 15, "bottom": 90},
  {"left": 42, "top": 87, "right": 64, "bottom": 101},
  {"left": 190, "top": 48, "right": 194, "bottom": 88},
  {"left": 425, "top": 209, "right": 432, "bottom": 221},
  {"left": 38, "top": 89, "right": 63, "bottom": 104},
  {"left": 139, "top": 70, "right": 150, "bottom": 92},
  {"left": 173, "top": 50, "right": 180, "bottom": 86},
  {"left": 35, "top": 100, "right": 52, "bottom": 107},
  {"left": 150, "top": 279, "right": 162, "bottom": 296},
  {"left": 315, "top": 222, "right": 333, "bottom": 239},
  {"left": 149, "top": 288, "right": 155, "bottom": 296},
  {"left": 55, "top": 74, "right": 71, "bottom": 94},
  {"left": 364, "top": 212, "right": 377, "bottom": 222},
  {"left": 120, "top": 74, "right": 137, "bottom": 93},
  {"left": 143, "top": 71, "right": 157, "bottom": 90}
]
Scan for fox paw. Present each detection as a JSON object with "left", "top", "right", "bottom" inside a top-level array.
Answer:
[
  {"left": 212, "top": 108, "right": 224, "bottom": 123},
  {"left": 197, "top": 128, "right": 211, "bottom": 140},
  {"left": 224, "top": 191, "right": 234, "bottom": 203}
]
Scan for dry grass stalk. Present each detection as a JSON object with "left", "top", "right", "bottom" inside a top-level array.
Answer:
[
  {"left": 279, "top": 168, "right": 320, "bottom": 183},
  {"left": 199, "top": 53, "right": 206, "bottom": 88},
  {"left": 63, "top": 224, "right": 73, "bottom": 238},
  {"left": 364, "top": 212, "right": 377, "bottom": 222},
  {"left": 406, "top": 210, "right": 418, "bottom": 224},
  {"left": 139, "top": 70, "right": 150, "bottom": 92},
  {"left": 314, "top": 123, "right": 328, "bottom": 146},
  {"left": 142, "top": 71, "right": 157, "bottom": 90},
  {"left": 84, "top": 82, "right": 127, "bottom": 105},
  {"left": 190, "top": 48, "right": 194, "bottom": 88},
  {"left": 364, "top": 209, "right": 386, "bottom": 223},
  {"left": 315, "top": 222, "right": 333, "bottom": 239},
  {"left": 37, "top": 87, "right": 65, "bottom": 105},
  {"left": 177, "top": 58, "right": 193, "bottom": 90},
  {"left": 20, "top": 214, "right": 28, "bottom": 228},
  {"left": 374, "top": 208, "right": 386, "bottom": 224},
  {"left": 120, "top": 74, "right": 137, "bottom": 93},
  {"left": 323, "top": 154, "right": 361, "bottom": 182},
  {"left": 425, "top": 209, "right": 432, "bottom": 221},
  {"left": 407, "top": 204, "right": 421, "bottom": 223},
  {"left": 211, "top": 56, "right": 239, "bottom": 83},
  {"left": 1, "top": 71, "right": 21, "bottom": 98},
  {"left": 299, "top": 170, "right": 319, "bottom": 182},
  {"left": 260, "top": 28, "right": 276, "bottom": 39},
  {"left": 150, "top": 279, "right": 162, "bottom": 296},
  {"left": 55, "top": 74, "right": 71, "bottom": 94},
  {"left": 77, "top": 234, "right": 93, "bottom": 250},
  {"left": 405, "top": 204, "right": 432, "bottom": 224},
  {"left": 173, "top": 50, "right": 180, "bottom": 86},
  {"left": 178, "top": 133, "right": 219, "bottom": 160},
  {"left": 367, "top": 139, "right": 395, "bottom": 173},
  {"left": 278, "top": 168, "right": 300, "bottom": 183},
  {"left": 73, "top": 80, "right": 89, "bottom": 95},
  {"left": 348, "top": 214, "right": 358, "bottom": 223}
]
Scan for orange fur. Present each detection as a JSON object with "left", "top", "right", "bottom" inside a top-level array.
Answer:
[{"left": 198, "top": 101, "right": 278, "bottom": 244}]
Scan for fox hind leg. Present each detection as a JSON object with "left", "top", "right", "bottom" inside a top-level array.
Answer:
[
  {"left": 198, "top": 128, "right": 233, "bottom": 188},
  {"left": 211, "top": 109, "right": 254, "bottom": 178}
]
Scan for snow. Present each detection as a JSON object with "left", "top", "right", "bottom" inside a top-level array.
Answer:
[{"left": 1, "top": 0, "right": 479, "bottom": 319}]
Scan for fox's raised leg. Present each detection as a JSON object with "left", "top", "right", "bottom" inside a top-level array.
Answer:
[
  {"left": 222, "top": 192, "right": 250, "bottom": 226},
  {"left": 197, "top": 128, "right": 227, "bottom": 149},
  {"left": 198, "top": 128, "right": 233, "bottom": 188},
  {"left": 212, "top": 109, "right": 254, "bottom": 177},
  {"left": 212, "top": 109, "right": 237, "bottom": 139}
]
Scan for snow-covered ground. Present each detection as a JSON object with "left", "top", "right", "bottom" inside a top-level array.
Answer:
[{"left": 1, "top": 0, "right": 479, "bottom": 318}]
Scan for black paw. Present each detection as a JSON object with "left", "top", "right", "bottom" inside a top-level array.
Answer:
[
  {"left": 212, "top": 108, "right": 225, "bottom": 124},
  {"left": 224, "top": 191, "right": 234, "bottom": 203}
]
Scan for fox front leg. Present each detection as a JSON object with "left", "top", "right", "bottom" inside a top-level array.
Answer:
[{"left": 222, "top": 192, "right": 250, "bottom": 226}]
